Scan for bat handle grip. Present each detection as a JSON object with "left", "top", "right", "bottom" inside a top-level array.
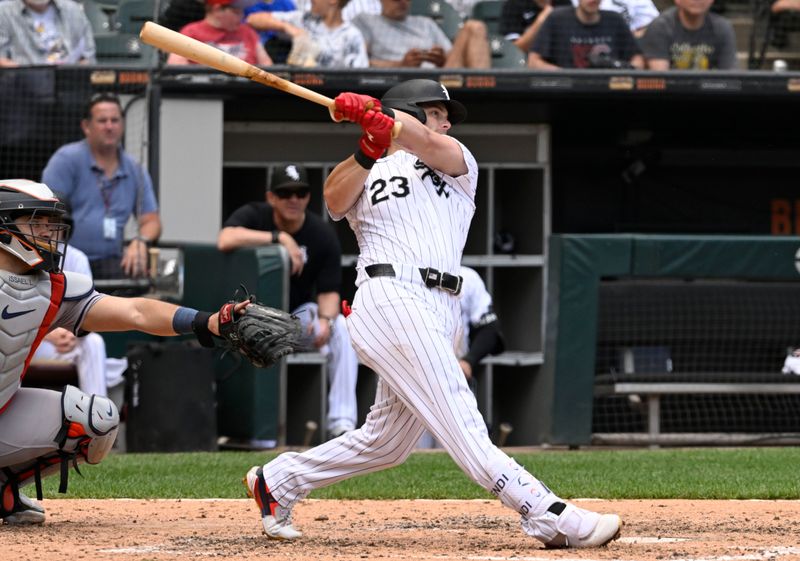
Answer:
[
  {"left": 327, "top": 106, "right": 403, "bottom": 139},
  {"left": 391, "top": 121, "right": 403, "bottom": 138}
]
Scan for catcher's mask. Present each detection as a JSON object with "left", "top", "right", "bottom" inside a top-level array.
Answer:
[
  {"left": 0, "top": 179, "right": 69, "bottom": 274},
  {"left": 380, "top": 79, "right": 467, "bottom": 126}
]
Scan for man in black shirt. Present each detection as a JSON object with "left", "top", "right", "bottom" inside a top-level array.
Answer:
[
  {"left": 528, "top": 0, "right": 643, "bottom": 69},
  {"left": 218, "top": 164, "right": 359, "bottom": 439}
]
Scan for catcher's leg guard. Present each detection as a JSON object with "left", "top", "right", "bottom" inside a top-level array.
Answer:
[
  {"left": 1, "top": 385, "right": 119, "bottom": 513},
  {"left": 57, "top": 384, "right": 119, "bottom": 464}
]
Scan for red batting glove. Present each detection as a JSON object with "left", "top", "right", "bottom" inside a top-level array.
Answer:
[
  {"left": 358, "top": 109, "right": 394, "bottom": 160},
  {"left": 334, "top": 92, "right": 381, "bottom": 123}
]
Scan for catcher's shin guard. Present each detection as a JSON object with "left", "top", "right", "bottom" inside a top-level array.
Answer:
[{"left": 2, "top": 386, "right": 119, "bottom": 507}]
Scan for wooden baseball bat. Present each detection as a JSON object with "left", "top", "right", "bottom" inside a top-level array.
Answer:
[{"left": 139, "top": 22, "right": 401, "bottom": 136}]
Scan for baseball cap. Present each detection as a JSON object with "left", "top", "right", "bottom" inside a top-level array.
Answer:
[
  {"left": 270, "top": 165, "right": 309, "bottom": 191},
  {"left": 206, "top": 0, "right": 255, "bottom": 8}
]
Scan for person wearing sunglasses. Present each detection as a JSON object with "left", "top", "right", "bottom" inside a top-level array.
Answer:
[{"left": 217, "top": 164, "right": 359, "bottom": 440}]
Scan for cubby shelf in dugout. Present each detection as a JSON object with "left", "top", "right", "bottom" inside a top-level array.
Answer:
[{"left": 218, "top": 123, "right": 551, "bottom": 445}]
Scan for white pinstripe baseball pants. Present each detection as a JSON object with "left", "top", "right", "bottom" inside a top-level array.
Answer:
[{"left": 262, "top": 275, "right": 545, "bottom": 513}]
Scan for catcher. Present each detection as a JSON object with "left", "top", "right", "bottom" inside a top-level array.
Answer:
[{"left": 0, "top": 179, "right": 301, "bottom": 525}]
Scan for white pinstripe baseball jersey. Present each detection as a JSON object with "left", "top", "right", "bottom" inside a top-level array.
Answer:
[
  {"left": 345, "top": 144, "right": 477, "bottom": 286},
  {"left": 261, "top": 133, "right": 559, "bottom": 525},
  {"left": 254, "top": 95, "right": 621, "bottom": 548}
]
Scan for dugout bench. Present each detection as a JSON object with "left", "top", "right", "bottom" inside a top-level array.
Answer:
[
  {"left": 286, "top": 350, "right": 542, "bottom": 447},
  {"left": 593, "top": 372, "right": 800, "bottom": 447}
]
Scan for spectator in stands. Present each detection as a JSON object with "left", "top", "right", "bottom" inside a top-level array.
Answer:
[
  {"left": 352, "top": 0, "right": 491, "bottom": 68},
  {"left": 418, "top": 265, "right": 506, "bottom": 448},
  {"left": 504, "top": 0, "right": 652, "bottom": 52},
  {"left": 166, "top": 0, "right": 273, "bottom": 65},
  {"left": 247, "top": 0, "right": 369, "bottom": 67},
  {"left": 31, "top": 199, "right": 127, "bottom": 397},
  {"left": 528, "top": 0, "right": 644, "bottom": 69},
  {"left": 639, "top": 0, "right": 737, "bottom": 70},
  {"left": 160, "top": 0, "right": 207, "bottom": 32},
  {"left": 571, "top": 0, "right": 659, "bottom": 36},
  {"left": 0, "top": 0, "right": 95, "bottom": 67},
  {"left": 773, "top": 0, "right": 800, "bottom": 10},
  {"left": 42, "top": 92, "right": 162, "bottom": 281},
  {"left": 244, "top": 0, "right": 297, "bottom": 63},
  {"left": 500, "top": 0, "right": 562, "bottom": 52},
  {"left": 294, "top": 0, "right": 381, "bottom": 21},
  {"left": 218, "top": 164, "right": 359, "bottom": 439}
]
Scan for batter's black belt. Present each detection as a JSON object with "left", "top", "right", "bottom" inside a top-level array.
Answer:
[{"left": 365, "top": 264, "right": 463, "bottom": 296}]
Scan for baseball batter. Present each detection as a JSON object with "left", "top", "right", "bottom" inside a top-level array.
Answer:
[
  {"left": 244, "top": 79, "right": 621, "bottom": 548},
  {"left": 0, "top": 179, "right": 247, "bottom": 525}
]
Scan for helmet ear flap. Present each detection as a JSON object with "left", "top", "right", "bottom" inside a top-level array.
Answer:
[{"left": 380, "top": 98, "right": 427, "bottom": 123}]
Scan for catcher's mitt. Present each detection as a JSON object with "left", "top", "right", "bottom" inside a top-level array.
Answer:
[{"left": 218, "top": 295, "right": 303, "bottom": 368}]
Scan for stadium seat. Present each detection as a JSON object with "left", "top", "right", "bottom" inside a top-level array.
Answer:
[
  {"left": 489, "top": 35, "right": 526, "bottom": 68},
  {"left": 471, "top": 0, "right": 504, "bottom": 35},
  {"left": 115, "top": 0, "right": 157, "bottom": 34},
  {"left": 81, "top": 0, "right": 114, "bottom": 34},
  {"left": 94, "top": 32, "right": 158, "bottom": 66},
  {"left": 410, "top": 0, "right": 463, "bottom": 41}
]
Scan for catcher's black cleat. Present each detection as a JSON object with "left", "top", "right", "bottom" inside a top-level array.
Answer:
[
  {"left": 244, "top": 466, "right": 302, "bottom": 540},
  {"left": 1, "top": 487, "right": 45, "bottom": 525}
]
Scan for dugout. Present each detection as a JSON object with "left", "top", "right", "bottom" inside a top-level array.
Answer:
[
  {"left": 545, "top": 234, "right": 800, "bottom": 446},
  {"left": 5, "top": 66, "right": 800, "bottom": 446}
]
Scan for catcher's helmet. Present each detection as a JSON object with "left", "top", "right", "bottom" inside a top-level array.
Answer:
[
  {"left": 0, "top": 179, "right": 69, "bottom": 273},
  {"left": 380, "top": 79, "right": 467, "bottom": 125}
]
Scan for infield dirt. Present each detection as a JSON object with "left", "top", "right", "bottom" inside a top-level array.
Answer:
[{"left": 4, "top": 498, "right": 800, "bottom": 561}]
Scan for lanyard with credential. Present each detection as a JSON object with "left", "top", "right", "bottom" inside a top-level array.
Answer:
[{"left": 97, "top": 172, "right": 120, "bottom": 240}]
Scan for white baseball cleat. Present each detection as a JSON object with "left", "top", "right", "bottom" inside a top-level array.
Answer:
[
  {"left": 243, "top": 466, "right": 302, "bottom": 540},
  {"left": 1, "top": 491, "right": 46, "bottom": 525},
  {"left": 522, "top": 501, "right": 621, "bottom": 548}
]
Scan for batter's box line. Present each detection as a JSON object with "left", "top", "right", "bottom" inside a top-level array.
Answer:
[{"left": 464, "top": 545, "right": 800, "bottom": 561}]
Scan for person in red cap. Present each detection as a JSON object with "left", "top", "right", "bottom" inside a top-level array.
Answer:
[{"left": 167, "top": 0, "right": 273, "bottom": 65}]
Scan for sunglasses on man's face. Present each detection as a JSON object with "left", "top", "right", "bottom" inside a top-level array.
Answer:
[{"left": 274, "top": 187, "right": 311, "bottom": 199}]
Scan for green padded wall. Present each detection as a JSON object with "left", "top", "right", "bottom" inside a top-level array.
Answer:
[
  {"left": 181, "top": 243, "right": 289, "bottom": 445},
  {"left": 543, "top": 234, "right": 800, "bottom": 445}
]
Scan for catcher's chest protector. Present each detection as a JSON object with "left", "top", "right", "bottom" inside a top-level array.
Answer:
[{"left": 0, "top": 270, "right": 63, "bottom": 410}]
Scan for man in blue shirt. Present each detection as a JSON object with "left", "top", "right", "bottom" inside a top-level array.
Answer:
[{"left": 42, "top": 92, "right": 161, "bottom": 280}]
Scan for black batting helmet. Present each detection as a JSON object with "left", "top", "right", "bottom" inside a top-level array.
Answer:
[{"left": 380, "top": 79, "right": 467, "bottom": 125}]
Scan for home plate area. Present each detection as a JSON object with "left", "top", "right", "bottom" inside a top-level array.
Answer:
[{"left": 3, "top": 499, "right": 800, "bottom": 561}]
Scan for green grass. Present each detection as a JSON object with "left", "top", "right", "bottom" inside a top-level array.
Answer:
[{"left": 43, "top": 448, "right": 800, "bottom": 500}]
